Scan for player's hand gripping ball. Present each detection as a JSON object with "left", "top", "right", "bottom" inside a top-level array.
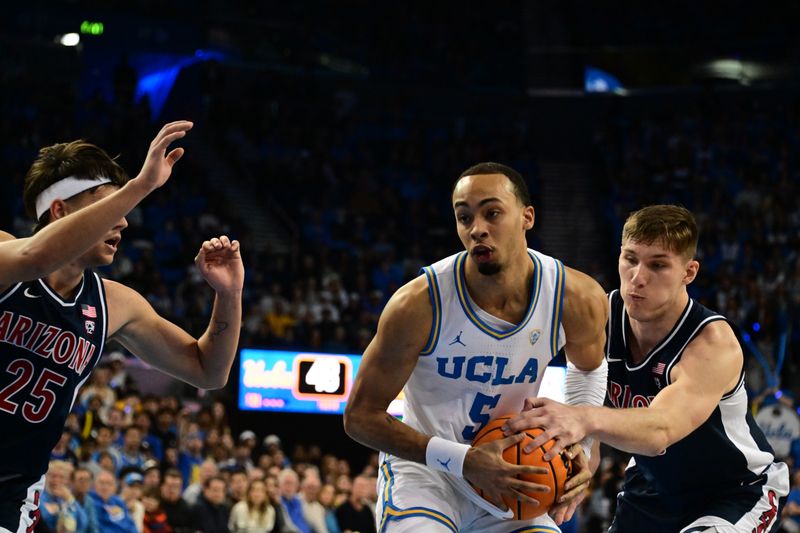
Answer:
[{"left": 472, "top": 415, "right": 572, "bottom": 519}]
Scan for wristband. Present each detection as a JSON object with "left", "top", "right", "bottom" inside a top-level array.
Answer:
[{"left": 425, "top": 436, "right": 470, "bottom": 477}]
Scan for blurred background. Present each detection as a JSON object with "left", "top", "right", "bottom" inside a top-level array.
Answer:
[{"left": 2, "top": 1, "right": 800, "bottom": 531}]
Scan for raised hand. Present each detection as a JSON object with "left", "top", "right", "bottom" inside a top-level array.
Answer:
[
  {"left": 133, "top": 120, "right": 193, "bottom": 192},
  {"left": 195, "top": 235, "right": 244, "bottom": 295}
]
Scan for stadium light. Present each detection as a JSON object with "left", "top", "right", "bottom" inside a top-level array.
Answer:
[{"left": 60, "top": 33, "right": 80, "bottom": 47}]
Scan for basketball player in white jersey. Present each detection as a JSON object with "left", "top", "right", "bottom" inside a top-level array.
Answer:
[
  {"left": 505, "top": 205, "right": 789, "bottom": 532},
  {"left": 344, "top": 162, "right": 609, "bottom": 532}
]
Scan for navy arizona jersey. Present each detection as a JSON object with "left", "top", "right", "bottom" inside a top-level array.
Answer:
[
  {"left": 0, "top": 271, "right": 106, "bottom": 480},
  {"left": 604, "top": 289, "right": 781, "bottom": 522}
]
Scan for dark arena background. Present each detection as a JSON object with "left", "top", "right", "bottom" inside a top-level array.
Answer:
[{"left": 1, "top": 2, "right": 800, "bottom": 532}]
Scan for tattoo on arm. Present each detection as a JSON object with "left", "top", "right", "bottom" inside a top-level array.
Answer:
[{"left": 210, "top": 321, "right": 229, "bottom": 339}]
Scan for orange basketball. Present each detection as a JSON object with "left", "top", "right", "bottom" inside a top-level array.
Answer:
[{"left": 471, "top": 415, "right": 572, "bottom": 520}]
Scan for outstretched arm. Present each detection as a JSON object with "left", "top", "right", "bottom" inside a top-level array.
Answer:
[
  {"left": 514, "top": 320, "right": 742, "bottom": 457},
  {"left": 105, "top": 236, "right": 243, "bottom": 390},
  {"left": 0, "top": 121, "right": 192, "bottom": 286}
]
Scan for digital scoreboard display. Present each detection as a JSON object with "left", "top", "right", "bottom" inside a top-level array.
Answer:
[{"left": 238, "top": 349, "right": 566, "bottom": 416}]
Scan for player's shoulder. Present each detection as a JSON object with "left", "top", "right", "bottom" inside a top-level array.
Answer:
[
  {"left": 0, "top": 230, "right": 15, "bottom": 243},
  {"left": 387, "top": 274, "right": 431, "bottom": 313},
  {"left": 561, "top": 265, "right": 607, "bottom": 322},
  {"left": 100, "top": 277, "right": 148, "bottom": 307},
  {"left": 688, "top": 318, "right": 741, "bottom": 355}
]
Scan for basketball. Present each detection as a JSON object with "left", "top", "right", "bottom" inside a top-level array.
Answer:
[{"left": 471, "top": 415, "right": 572, "bottom": 520}]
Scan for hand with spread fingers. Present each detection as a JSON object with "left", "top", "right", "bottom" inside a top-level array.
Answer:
[
  {"left": 501, "top": 397, "right": 595, "bottom": 523},
  {"left": 504, "top": 397, "right": 590, "bottom": 462},
  {"left": 462, "top": 432, "right": 551, "bottom": 512},
  {"left": 548, "top": 443, "right": 592, "bottom": 525},
  {"left": 133, "top": 120, "right": 193, "bottom": 192},
  {"left": 195, "top": 235, "right": 244, "bottom": 295}
]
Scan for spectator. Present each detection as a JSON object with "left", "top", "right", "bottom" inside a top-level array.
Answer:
[
  {"left": 117, "top": 426, "right": 148, "bottom": 473},
  {"left": 142, "top": 460, "right": 162, "bottom": 491},
  {"left": 135, "top": 411, "right": 163, "bottom": 461},
  {"left": 279, "top": 468, "right": 312, "bottom": 533},
  {"left": 318, "top": 484, "right": 342, "bottom": 533},
  {"left": 300, "top": 473, "right": 328, "bottom": 533},
  {"left": 72, "top": 467, "right": 101, "bottom": 533},
  {"left": 191, "top": 476, "right": 231, "bottom": 533},
  {"left": 219, "top": 442, "right": 256, "bottom": 474},
  {"left": 178, "top": 431, "right": 205, "bottom": 488},
  {"left": 90, "top": 469, "right": 138, "bottom": 533},
  {"left": 160, "top": 469, "right": 194, "bottom": 533},
  {"left": 228, "top": 469, "right": 249, "bottom": 506},
  {"left": 229, "top": 479, "right": 285, "bottom": 533},
  {"left": 183, "top": 459, "right": 219, "bottom": 506},
  {"left": 90, "top": 425, "right": 122, "bottom": 473},
  {"left": 755, "top": 393, "right": 800, "bottom": 461},
  {"left": 142, "top": 485, "right": 172, "bottom": 533},
  {"left": 41, "top": 460, "right": 88, "bottom": 533},
  {"left": 51, "top": 428, "right": 80, "bottom": 467},
  {"left": 334, "top": 476, "right": 376, "bottom": 533},
  {"left": 121, "top": 472, "right": 146, "bottom": 532}
]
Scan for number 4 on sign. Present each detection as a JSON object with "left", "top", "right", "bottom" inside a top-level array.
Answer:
[{"left": 305, "top": 359, "right": 341, "bottom": 393}]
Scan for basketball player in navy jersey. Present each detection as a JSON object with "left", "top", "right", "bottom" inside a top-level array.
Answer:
[
  {"left": 345, "top": 163, "right": 609, "bottom": 532},
  {"left": 0, "top": 121, "right": 244, "bottom": 531},
  {"left": 505, "top": 205, "right": 789, "bottom": 532}
]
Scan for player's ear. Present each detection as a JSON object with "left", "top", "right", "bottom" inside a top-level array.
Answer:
[
  {"left": 49, "top": 199, "right": 69, "bottom": 221},
  {"left": 683, "top": 258, "right": 699, "bottom": 285},
  {"left": 522, "top": 205, "right": 535, "bottom": 231}
]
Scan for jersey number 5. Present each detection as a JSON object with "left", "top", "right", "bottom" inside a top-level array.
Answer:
[
  {"left": 0, "top": 359, "right": 67, "bottom": 423},
  {"left": 461, "top": 392, "right": 500, "bottom": 441}
]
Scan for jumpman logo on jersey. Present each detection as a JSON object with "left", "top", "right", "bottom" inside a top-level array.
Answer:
[
  {"left": 449, "top": 331, "right": 466, "bottom": 346},
  {"left": 437, "top": 458, "right": 452, "bottom": 471}
]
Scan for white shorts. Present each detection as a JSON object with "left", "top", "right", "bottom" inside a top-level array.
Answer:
[{"left": 377, "top": 455, "right": 561, "bottom": 533}]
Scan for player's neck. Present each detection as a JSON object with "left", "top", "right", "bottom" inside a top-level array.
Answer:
[
  {"left": 464, "top": 250, "right": 534, "bottom": 320},
  {"left": 627, "top": 291, "right": 690, "bottom": 359},
  {"left": 44, "top": 263, "right": 86, "bottom": 301}
]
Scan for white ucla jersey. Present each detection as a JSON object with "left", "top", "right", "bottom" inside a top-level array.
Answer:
[{"left": 404, "top": 249, "right": 566, "bottom": 444}]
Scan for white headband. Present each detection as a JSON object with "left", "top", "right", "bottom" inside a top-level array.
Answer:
[{"left": 35, "top": 176, "right": 113, "bottom": 220}]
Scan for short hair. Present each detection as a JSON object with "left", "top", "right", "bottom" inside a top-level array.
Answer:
[
  {"left": 163, "top": 468, "right": 183, "bottom": 482},
  {"left": 47, "top": 460, "right": 73, "bottom": 476},
  {"left": 72, "top": 467, "right": 93, "bottom": 481},
  {"left": 204, "top": 475, "right": 226, "bottom": 489},
  {"left": 23, "top": 140, "right": 129, "bottom": 231},
  {"left": 622, "top": 205, "right": 698, "bottom": 259},
  {"left": 454, "top": 162, "right": 531, "bottom": 207}
]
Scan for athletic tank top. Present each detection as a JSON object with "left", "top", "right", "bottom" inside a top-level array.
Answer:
[
  {"left": 403, "top": 249, "right": 566, "bottom": 444},
  {"left": 605, "top": 290, "right": 775, "bottom": 499},
  {"left": 0, "top": 271, "right": 107, "bottom": 479}
]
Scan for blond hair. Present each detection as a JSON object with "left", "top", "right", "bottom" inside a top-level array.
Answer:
[{"left": 622, "top": 205, "right": 698, "bottom": 259}]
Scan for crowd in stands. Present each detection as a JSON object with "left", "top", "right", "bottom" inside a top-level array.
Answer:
[{"left": 42, "top": 359, "right": 383, "bottom": 533}]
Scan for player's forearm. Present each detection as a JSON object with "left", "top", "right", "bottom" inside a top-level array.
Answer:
[
  {"left": 196, "top": 290, "right": 242, "bottom": 389},
  {"left": 343, "top": 406, "right": 429, "bottom": 464},
  {"left": 21, "top": 179, "right": 152, "bottom": 278},
  {"left": 583, "top": 405, "right": 671, "bottom": 456}
]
